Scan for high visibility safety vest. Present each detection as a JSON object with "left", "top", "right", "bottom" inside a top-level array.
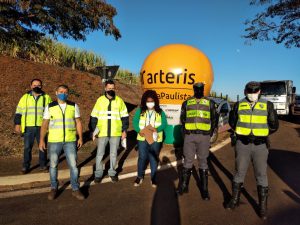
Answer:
[
  {"left": 235, "top": 98, "right": 269, "bottom": 137},
  {"left": 91, "top": 95, "right": 129, "bottom": 137},
  {"left": 185, "top": 97, "right": 211, "bottom": 131},
  {"left": 137, "top": 110, "right": 163, "bottom": 142},
  {"left": 15, "top": 92, "right": 52, "bottom": 133},
  {"left": 48, "top": 101, "right": 77, "bottom": 143}
]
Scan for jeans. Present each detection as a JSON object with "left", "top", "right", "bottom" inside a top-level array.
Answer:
[
  {"left": 48, "top": 142, "right": 79, "bottom": 190},
  {"left": 137, "top": 141, "right": 161, "bottom": 180},
  {"left": 23, "top": 126, "right": 47, "bottom": 169},
  {"left": 95, "top": 136, "right": 121, "bottom": 178}
]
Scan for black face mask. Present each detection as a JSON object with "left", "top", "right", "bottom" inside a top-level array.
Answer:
[
  {"left": 106, "top": 90, "right": 115, "bottom": 97},
  {"left": 33, "top": 87, "right": 42, "bottom": 94},
  {"left": 194, "top": 87, "right": 204, "bottom": 99}
]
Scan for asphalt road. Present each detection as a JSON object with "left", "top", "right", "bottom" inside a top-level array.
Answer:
[{"left": 1, "top": 117, "right": 300, "bottom": 225}]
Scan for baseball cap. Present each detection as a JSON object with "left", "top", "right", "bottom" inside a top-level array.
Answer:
[
  {"left": 245, "top": 81, "right": 261, "bottom": 93},
  {"left": 193, "top": 82, "right": 205, "bottom": 88}
]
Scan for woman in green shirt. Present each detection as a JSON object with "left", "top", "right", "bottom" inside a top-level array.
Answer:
[{"left": 133, "top": 90, "right": 167, "bottom": 187}]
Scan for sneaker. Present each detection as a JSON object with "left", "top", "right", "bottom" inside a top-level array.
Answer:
[
  {"left": 48, "top": 189, "right": 57, "bottom": 200},
  {"left": 151, "top": 178, "right": 157, "bottom": 188},
  {"left": 134, "top": 177, "right": 143, "bottom": 187},
  {"left": 110, "top": 175, "right": 119, "bottom": 183},
  {"left": 72, "top": 190, "right": 85, "bottom": 200},
  {"left": 94, "top": 177, "right": 102, "bottom": 184},
  {"left": 21, "top": 168, "right": 29, "bottom": 174}
]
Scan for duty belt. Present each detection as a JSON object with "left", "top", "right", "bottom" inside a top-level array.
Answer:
[
  {"left": 237, "top": 136, "right": 267, "bottom": 145},
  {"left": 185, "top": 130, "right": 210, "bottom": 135}
]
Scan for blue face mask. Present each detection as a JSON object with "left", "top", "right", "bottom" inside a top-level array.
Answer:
[{"left": 57, "top": 93, "right": 68, "bottom": 101}]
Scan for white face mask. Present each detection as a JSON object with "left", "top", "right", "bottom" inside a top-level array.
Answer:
[
  {"left": 247, "top": 93, "right": 259, "bottom": 102},
  {"left": 146, "top": 102, "right": 155, "bottom": 109}
]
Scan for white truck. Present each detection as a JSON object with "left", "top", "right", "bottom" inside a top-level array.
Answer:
[{"left": 260, "top": 80, "right": 296, "bottom": 116}]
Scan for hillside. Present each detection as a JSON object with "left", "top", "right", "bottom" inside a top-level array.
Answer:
[{"left": 0, "top": 55, "right": 143, "bottom": 156}]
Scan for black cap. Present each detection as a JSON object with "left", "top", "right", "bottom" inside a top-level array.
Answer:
[
  {"left": 193, "top": 82, "right": 205, "bottom": 88},
  {"left": 245, "top": 81, "right": 261, "bottom": 93}
]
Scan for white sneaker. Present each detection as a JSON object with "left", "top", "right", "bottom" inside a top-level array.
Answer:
[{"left": 134, "top": 177, "right": 143, "bottom": 187}]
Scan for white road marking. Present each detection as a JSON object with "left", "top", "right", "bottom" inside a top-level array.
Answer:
[{"left": 0, "top": 138, "right": 230, "bottom": 199}]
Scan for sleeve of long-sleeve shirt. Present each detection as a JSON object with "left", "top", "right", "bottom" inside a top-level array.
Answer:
[
  {"left": 14, "top": 95, "right": 26, "bottom": 125},
  {"left": 133, "top": 108, "right": 141, "bottom": 133},
  {"left": 210, "top": 100, "right": 217, "bottom": 135},
  {"left": 229, "top": 102, "right": 239, "bottom": 130},
  {"left": 89, "top": 100, "right": 99, "bottom": 132},
  {"left": 267, "top": 101, "right": 279, "bottom": 134},
  {"left": 89, "top": 116, "right": 98, "bottom": 132},
  {"left": 157, "top": 110, "right": 168, "bottom": 132},
  {"left": 180, "top": 101, "right": 187, "bottom": 125},
  {"left": 119, "top": 99, "right": 129, "bottom": 132}
]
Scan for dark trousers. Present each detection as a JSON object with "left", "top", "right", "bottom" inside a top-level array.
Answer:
[
  {"left": 183, "top": 133, "right": 210, "bottom": 169},
  {"left": 23, "top": 126, "right": 47, "bottom": 169},
  {"left": 137, "top": 141, "right": 161, "bottom": 180},
  {"left": 233, "top": 140, "right": 269, "bottom": 186}
]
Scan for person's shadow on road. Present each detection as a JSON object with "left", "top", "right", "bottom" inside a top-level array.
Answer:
[{"left": 150, "top": 156, "right": 181, "bottom": 225}]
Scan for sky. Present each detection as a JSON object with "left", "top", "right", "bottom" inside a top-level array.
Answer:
[{"left": 58, "top": 0, "right": 300, "bottom": 100}]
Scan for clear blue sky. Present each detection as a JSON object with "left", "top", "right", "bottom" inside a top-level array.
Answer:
[{"left": 58, "top": 0, "right": 300, "bottom": 100}]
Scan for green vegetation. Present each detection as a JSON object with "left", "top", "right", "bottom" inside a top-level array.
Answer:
[
  {"left": 116, "top": 69, "right": 139, "bottom": 85},
  {"left": 0, "top": 37, "right": 105, "bottom": 72},
  {"left": 0, "top": 37, "right": 139, "bottom": 84}
]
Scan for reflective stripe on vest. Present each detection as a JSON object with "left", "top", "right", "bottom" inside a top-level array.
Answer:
[
  {"left": 137, "top": 110, "right": 163, "bottom": 142},
  {"left": 91, "top": 96, "right": 127, "bottom": 137},
  {"left": 48, "top": 102, "right": 76, "bottom": 142},
  {"left": 185, "top": 97, "right": 211, "bottom": 131},
  {"left": 236, "top": 98, "right": 269, "bottom": 137},
  {"left": 17, "top": 93, "right": 51, "bottom": 133}
]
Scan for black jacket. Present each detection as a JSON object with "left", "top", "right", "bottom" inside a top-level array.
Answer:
[
  {"left": 180, "top": 97, "right": 217, "bottom": 136},
  {"left": 229, "top": 98, "right": 279, "bottom": 139}
]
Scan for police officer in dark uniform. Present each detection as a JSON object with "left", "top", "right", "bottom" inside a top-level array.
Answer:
[
  {"left": 226, "top": 81, "right": 279, "bottom": 220},
  {"left": 176, "top": 82, "right": 217, "bottom": 200}
]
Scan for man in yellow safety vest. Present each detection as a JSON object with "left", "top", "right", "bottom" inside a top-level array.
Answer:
[
  {"left": 39, "top": 84, "right": 84, "bottom": 200},
  {"left": 176, "top": 82, "right": 217, "bottom": 200},
  {"left": 14, "top": 79, "right": 52, "bottom": 174},
  {"left": 226, "top": 81, "right": 279, "bottom": 220},
  {"left": 90, "top": 80, "right": 129, "bottom": 183}
]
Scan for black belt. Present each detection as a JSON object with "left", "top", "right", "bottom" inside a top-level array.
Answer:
[
  {"left": 237, "top": 136, "right": 267, "bottom": 145},
  {"left": 185, "top": 130, "right": 210, "bottom": 135}
]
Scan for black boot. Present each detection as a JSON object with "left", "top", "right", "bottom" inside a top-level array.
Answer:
[
  {"left": 226, "top": 182, "right": 243, "bottom": 210},
  {"left": 176, "top": 167, "right": 192, "bottom": 195},
  {"left": 199, "top": 169, "right": 210, "bottom": 200},
  {"left": 258, "top": 185, "right": 268, "bottom": 220}
]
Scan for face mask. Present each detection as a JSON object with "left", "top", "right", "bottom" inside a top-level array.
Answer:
[
  {"left": 106, "top": 90, "right": 115, "bottom": 97},
  {"left": 32, "top": 87, "right": 42, "bottom": 94},
  {"left": 247, "top": 93, "right": 259, "bottom": 102},
  {"left": 57, "top": 93, "right": 68, "bottom": 101},
  {"left": 194, "top": 88, "right": 204, "bottom": 99},
  {"left": 146, "top": 102, "right": 155, "bottom": 109}
]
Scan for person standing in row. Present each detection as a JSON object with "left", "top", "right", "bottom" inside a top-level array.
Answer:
[
  {"left": 14, "top": 79, "right": 52, "bottom": 174},
  {"left": 177, "top": 82, "right": 217, "bottom": 200},
  {"left": 226, "top": 81, "right": 278, "bottom": 220},
  {"left": 39, "top": 84, "right": 84, "bottom": 200},
  {"left": 90, "top": 80, "right": 129, "bottom": 183},
  {"left": 133, "top": 90, "right": 167, "bottom": 187}
]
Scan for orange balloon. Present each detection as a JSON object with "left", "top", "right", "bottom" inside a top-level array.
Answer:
[{"left": 140, "top": 44, "right": 214, "bottom": 105}]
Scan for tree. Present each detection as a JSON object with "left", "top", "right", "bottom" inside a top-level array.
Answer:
[
  {"left": 0, "top": 0, "right": 121, "bottom": 47},
  {"left": 244, "top": 0, "right": 300, "bottom": 48}
]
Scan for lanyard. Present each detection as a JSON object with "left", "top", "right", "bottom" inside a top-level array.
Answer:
[{"left": 145, "top": 110, "right": 156, "bottom": 126}]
